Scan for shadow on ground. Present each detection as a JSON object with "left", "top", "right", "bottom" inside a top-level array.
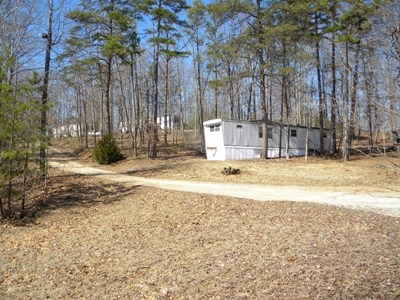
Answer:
[{"left": 22, "top": 172, "right": 136, "bottom": 225}]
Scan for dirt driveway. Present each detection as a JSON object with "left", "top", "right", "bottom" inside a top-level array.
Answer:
[
  {"left": 2, "top": 150, "right": 400, "bottom": 299},
  {"left": 49, "top": 157, "right": 400, "bottom": 218}
]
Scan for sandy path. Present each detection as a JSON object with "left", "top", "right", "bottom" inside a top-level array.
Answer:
[{"left": 49, "top": 159, "right": 400, "bottom": 218}]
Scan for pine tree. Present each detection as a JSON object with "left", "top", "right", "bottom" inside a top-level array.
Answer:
[
  {"left": 333, "top": 0, "right": 376, "bottom": 161},
  {"left": 139, "top": 0, "right": 189, "bottom": 158},
  {"left": 187, "top": 0, "right": 210, "bottom": 149},
  {"left": 65, "top": 0, "right": 138, "bottom": 135},
  {"left": 0, "top": 57, "right": 42, "bottom": 219}
]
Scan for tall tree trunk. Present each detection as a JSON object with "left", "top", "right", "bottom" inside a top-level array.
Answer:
[
  {"left": 314, "top": 12, "right": 324, "bottom": 156},
  {"left": 214, "top": 68, "right": 218, "bottom": 119},
  {"left": 195, "top": 43, "right": 205, "bottom": 149},
  {"left": 90, "top": 80, "right": 98, "bottom": 146},
  {"left": 237, "top": 79, "right": 241, "bottom": 120},
  {"left": 105, "top": 59, "right": 112, "bottom": 135},
  {"left": 305, "top": 125, "right": 310, "bottom": 162},
  {"left": 228, "top": 65, "right": 235, "bottom": 119},
  {"left": 268, "top": 72, "right": 274, "bottom": 120},
  {"left": 83, "top": 82, "right": 88, "bottom": 148},
  {"left": 6, "top": 98, "right": 17, "bottom": 218},
  {"left": 349, "top": 41, "right": 360, "bottom": 148},
  {"left": 342, "top": 40, "right": 350, "bottom": 161},
  {"left": 373, "top": 77, "right": 381, "bottom": 145},
  {"left": 257, "top": 0, "right": 268, "bottom": 159},
  {"left": 39, "top": 0, "right": 53, "bottom": 181},
  {"left": 284, "top": 86, "right": 290, "bottom": 159},
  {"left": 150, "top": 10, "right": 162, "bottom": 159},
  {"left": 129, "top": 54, "right": 138, "bottom": 157},
  {"left": 97, "top": 64, "right": 105, "bottom": 135},
  {"left": 135, "top": 56, "right": 143, "bottom": 146},
  {"left": 331, "top": 36, "right": 338, "bottom": 153},
  {"left": 21, "top": 147, "right": 30, "bottom": 218},
  {"left": 7, "top": 168, "right": 12, "bottom": 218},
  {"left": 75, "top": 87, "right": 80, "bottom": 138},
  {"left": 247, "top": 78, "right": 253, "bottom": 120},
  {"left": 164, "top": 58, "right": 170, "bottom": 145},
  {"left": 279, "top": 85, "right": 284, "bottom": 158},
  {"left": 282, "top": 41, "right": 290, "bottom": 159}
]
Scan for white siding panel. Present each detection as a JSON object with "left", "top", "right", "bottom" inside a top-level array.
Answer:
[
  {"left": 204, "top": 125, "right": 224, "bottom": 148},
  {"left": 268, "top": 148, "right": 280, "bottom": 158},
  {"left": 223, "top": 121, "right": 260, "bottom": 147},
  {"left": 223, "top": 122, "right": 236, "bottom": 145},
  {"left": 204, "top": 120, "right": 225, "bottom": 160},
  {"left": 206, "top": 147, "right": 225, "bottom": 160},
  {"left": 225, "top": 147, "right": 262, "bottom": 160}
]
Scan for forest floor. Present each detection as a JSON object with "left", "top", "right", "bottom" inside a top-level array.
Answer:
[{"left": 1, "top": 138, "right": 400, "bottom": 299}]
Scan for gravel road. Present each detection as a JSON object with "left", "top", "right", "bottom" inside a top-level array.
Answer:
[{"left": 49, "top": 159, "right": 400, "bottom": 218}]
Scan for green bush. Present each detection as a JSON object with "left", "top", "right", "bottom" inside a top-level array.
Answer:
[{"left": 92, "top": 134, "right": 123, "bottom": 164}]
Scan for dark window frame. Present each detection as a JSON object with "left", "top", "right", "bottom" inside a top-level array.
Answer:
[
  {"left": 259, "top": 127, "right": 273, "bottom": 139},
  {"left": 268, "top": 128, "right": 273, "bottom": 139},
  {"left": 209, "top": 124, "right": 221, "bottom": 132}
]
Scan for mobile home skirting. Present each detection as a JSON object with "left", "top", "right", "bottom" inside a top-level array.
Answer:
[{"left": 205, "top": 145, "right": 316, "bottom": 160}]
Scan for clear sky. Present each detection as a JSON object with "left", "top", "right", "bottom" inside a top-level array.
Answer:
[{"left": 33, "top": 0, "right": 207, "bottom": 70}]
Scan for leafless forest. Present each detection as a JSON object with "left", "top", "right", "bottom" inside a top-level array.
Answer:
[{"left": 1, "top": 0, "right": 400, "bottom": 218}]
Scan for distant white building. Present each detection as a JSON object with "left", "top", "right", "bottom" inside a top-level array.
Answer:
[
  {"left": 119, "top": 122, "right": 129, "bottom": 133},
  {"left": 203, "top": 118, "right": 333, "bottom": 160},
  {"left": 157, "top": 116, "right": 173, "bottom": 130},
  {"left": 52, "top": 124, "right": 80, "bottom": 139}
]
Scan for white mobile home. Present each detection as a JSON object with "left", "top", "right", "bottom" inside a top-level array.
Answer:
[{"left": 203, "top": 119, "right": 333, "bottom": 160}]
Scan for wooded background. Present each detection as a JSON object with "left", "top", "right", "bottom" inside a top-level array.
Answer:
[{"left": 1, "top": 0, "right": 400, "bottom": 217}]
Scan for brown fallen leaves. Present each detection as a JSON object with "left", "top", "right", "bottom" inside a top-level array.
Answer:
[{"left": 1, "top": 169, "right": 400, "bottom": 299}]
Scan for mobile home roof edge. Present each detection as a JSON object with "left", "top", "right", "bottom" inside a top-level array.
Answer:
[{"left": 203, "top": 119, "right": 332, "bottom": 131}]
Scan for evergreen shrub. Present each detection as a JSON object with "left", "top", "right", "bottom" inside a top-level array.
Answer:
[{"left": 92, "top": 134, "right": 123, "bottom": 164}]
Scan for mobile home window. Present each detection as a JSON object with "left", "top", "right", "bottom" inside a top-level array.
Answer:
[
  {"left": 259, "top": 127, "right": 273, "bottom": 139},
  {"left": 210, "top": 125, "right": 220, "bottom": 132},
  {"left": 290, "top": 129, "right": 297, "bottom": 137}
]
